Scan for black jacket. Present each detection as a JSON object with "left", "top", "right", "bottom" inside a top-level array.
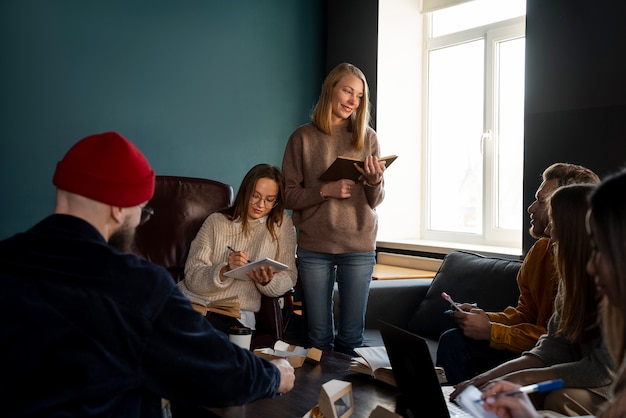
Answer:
[{"left": 0, "top": 214, "right": 280, "bottom": 417}]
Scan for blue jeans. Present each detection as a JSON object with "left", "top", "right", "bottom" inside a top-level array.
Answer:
[
  {"left": 436, "top": 328, "right": 518, "bottom": 384},
  {"left": 297, "top": 247, "right": 374, "bottom": 355}
]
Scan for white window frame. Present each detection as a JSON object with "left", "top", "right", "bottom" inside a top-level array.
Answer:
[
  {"left": 422, "top": 16, "right": 526, "bottom": 248},
  {"left": 376, "top": 0, "right": 525, "bottom": 257}
]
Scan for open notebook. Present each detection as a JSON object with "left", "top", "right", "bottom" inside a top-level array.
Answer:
[{"left": 378, "top": 321, "right": 496, "bottom": 418}]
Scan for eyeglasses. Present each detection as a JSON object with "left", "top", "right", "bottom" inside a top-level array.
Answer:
[
  {"left": 140, "top": 206, "right": 154, "bottom": 225},
  {"left": 250, "top": 192, "right": 278, "bottom": 208}
]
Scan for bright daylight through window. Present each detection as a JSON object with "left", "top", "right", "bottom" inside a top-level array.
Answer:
[{"left": 376, "top": 0, "right": 526, "bottom": 255}]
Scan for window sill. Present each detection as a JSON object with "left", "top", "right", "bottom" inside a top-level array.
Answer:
[{"left": 376, "top": 239, "right": 524, "bottom": 261}]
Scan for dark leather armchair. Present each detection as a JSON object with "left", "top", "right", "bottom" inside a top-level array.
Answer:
[{"left": 132, "top": 175, "right": 284, "bottom": 348}]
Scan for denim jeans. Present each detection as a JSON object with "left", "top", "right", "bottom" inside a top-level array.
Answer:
[
  {"left": 297, "top": 247, "right": 374, "bottom": 355},
  {"left": 436, "top": 327, "right": 518, "bottom": 384}
]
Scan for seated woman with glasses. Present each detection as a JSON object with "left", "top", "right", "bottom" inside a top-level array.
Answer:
[{"left": 178, "top": 164, "right": 297, "bottom": 333}]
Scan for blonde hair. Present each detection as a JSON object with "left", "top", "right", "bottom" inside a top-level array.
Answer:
[{"left": 311, "top": 63, "right": 371, "bottom": 151}]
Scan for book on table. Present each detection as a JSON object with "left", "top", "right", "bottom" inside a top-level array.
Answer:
[
  {"left": 190, "top": 295, "right": 241, "bottom": 319},
  {"left": 319, "top": 155, "right": 398, "bottom": 182},
  {"left": 349, "top": 346, "right": 397, "bottom": 387},
  {"left": 349, "top": 346, "right": 447, "bottom": 388},
  {"left": 224, "top": 258, "right": 289, "bottom": 281}
]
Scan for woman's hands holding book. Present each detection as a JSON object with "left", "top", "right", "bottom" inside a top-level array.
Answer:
[
  {"left": 246, "top": 265, "right": 276, "bottom": 286},
  {"left": 356, "top": 155, "right": 385, "bottom": 186}
]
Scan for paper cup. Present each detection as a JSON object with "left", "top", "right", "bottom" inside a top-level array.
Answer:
[{"left": 228, "top": 326, "right": 252, "bottom": 349}]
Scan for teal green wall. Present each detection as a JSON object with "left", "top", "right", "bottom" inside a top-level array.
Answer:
[{"left": 0, "top": 0, "right": 325, "bottom": 239}]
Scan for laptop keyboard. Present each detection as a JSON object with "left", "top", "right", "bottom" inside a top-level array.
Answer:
[
  {"left": 447, "top": 401, "right": 475, "bottom": 417},
  {"left": 442, "top": 386, "right": 475, "bottom": 418}
]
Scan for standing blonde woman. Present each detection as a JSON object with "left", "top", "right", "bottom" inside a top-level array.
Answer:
[{"left": 282, "top": 63, "right": 387, "bottom": 355}]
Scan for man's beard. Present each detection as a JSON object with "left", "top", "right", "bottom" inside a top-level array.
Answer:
[
  {"left": 109, "top": 223, "right": 136, "bottom": 253},
  {"left": 529, "top": 221, "right": 547, "bottom": 239}
]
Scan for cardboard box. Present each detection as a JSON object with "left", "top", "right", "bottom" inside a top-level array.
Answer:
[{"left": 254, "top": 340, "right": 323, "bottom": 368}]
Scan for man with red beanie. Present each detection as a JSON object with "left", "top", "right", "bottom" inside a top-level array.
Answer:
[{"left": 0, "top": 132, "right": 294, "bottom": 417}]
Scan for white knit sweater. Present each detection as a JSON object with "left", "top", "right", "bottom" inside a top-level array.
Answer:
[{"left": 179, "top": 212, "right": 297, "bottom": 314}]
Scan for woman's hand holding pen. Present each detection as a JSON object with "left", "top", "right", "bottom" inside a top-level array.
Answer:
[
  {"left": 226, "top": 245, "right": 275, "bottom": 285},
  {"left": 480, "top": 380, "right": 541, "bottom": 418},
  {"left": 227, "top": 249, "right": 250, "bottom": 271}
]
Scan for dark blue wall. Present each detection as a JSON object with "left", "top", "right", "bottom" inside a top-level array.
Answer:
[{"left": 0, "top": 0, "right": 325, "bottom": 239}]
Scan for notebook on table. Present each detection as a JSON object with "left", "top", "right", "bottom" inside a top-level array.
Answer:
[{"left": 378, "top": 320, "right": 495, "bottom": 418}]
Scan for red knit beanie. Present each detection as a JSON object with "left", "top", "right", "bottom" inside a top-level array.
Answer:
[{"left": 53, "top": 132, "right": 155, "bottom": 207}]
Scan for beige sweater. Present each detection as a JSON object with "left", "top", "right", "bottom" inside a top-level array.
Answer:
[
  {"left": 179, "top": 212, "right": 297, "bottom": 313},
  {"left": 282, "top": 122, "right": 385, "bottom": 253}
]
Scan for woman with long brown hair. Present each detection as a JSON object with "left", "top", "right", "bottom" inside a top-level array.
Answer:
[{"left": 179, "top": 164, "right": 297, "bottom": 333}]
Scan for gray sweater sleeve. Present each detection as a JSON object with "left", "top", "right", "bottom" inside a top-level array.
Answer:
[{"left": 527, "top": 311, "right": 615, "bottom": 397}]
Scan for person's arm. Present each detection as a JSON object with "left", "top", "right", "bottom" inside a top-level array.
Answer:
[
  {"left": 479, "top": 313, "right": 614, "bottom": 393},
  {"left": 487, "top": 239, "right": 556, "bottom": 352},
  {"left": 450, "top": 354, "right": 546, "bottom": 400},
  {"left": 360, "top": 130, "right": 385, "bottom": 208},
  {"left": 451, "top": 316, "right": 559, "bottom": 400},
  {"left": 143, "top": 284, "right": 292, "bottom": 406},
  {"left": 526, "top": 327, "right": 615, "bottom": 390},
  {"left": 282, "top": 129, "right": 332, "bottom": 210},
  {"left": 254, "top": 214, "right": 298, "bottom": 297},
  {"left": 489, "top": 322, "right": 548, "bottom": 353},
  {"left": 450, "top": 308, "right": 546, "bottom": 353},
  {"left": 183, "top": 215, "right": 235, "bottom": 295}
]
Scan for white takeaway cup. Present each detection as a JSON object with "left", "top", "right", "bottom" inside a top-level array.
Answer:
[{"left": 228, "top": 326, "right": 253, "bottom": 350}]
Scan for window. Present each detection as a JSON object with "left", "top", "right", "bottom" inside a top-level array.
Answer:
[{"left": 377, "top": 0, "right": 526, "bottom": 255}]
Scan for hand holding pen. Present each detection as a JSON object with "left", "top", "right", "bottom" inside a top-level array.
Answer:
[
  {"left": 226, "top": 246, "right": 274, "bottom": 285},
  {"left": 479, "top": 379, "right": 564, "bottom": 417},
  {"left": 226, "top": 245, "right": 251, "bottom": 269}
]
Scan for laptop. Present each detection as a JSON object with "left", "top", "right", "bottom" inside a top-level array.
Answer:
[{"left": 378, "top": 320, "right": 489, "bottom": 418}]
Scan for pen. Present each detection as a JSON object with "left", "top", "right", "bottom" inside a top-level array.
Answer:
[
  {"left": 227, "top": 246, "right": 251, "bottom": 264},
  {"left": 444, "top": 302, "right": 477, "bottom": 315},
  {"left": 476, "top": 379, "right": 564, "bottom": 403},
  {"left": 441, "top": 292, "right": 463, "bottom": 312}
]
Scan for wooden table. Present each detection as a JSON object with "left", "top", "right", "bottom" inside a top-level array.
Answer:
[{"left": 172, "top": 351, "right": 400, "bottom": 418}]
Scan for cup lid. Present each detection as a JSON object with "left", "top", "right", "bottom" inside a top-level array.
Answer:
[{"left": 229, "top": 326, "right": 252, "bottom": 335}]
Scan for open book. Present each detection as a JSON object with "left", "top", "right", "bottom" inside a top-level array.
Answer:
[
  {"left": 190, "top": 295, "right": 241, "bottom": 319},
  {"left": 349, "top": 346, "right": 397, "bottom": 387},
  {"left": 350, "top": 346, "right": 447, "bottom": 387},
  {"left": 320, "top": 155, "right": 398, "bottom": 182},
  {"left": 224, "top": 258, "right": 289, "bottom": 281}
]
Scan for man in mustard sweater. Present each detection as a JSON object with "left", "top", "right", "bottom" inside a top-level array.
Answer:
[{"left": 436, "top": 163, "right": 599, "bottom": 385}]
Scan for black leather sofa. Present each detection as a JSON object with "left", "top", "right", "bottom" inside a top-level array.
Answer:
[{"left": 354, "top": 250, "right": 523, "bottom": 361}]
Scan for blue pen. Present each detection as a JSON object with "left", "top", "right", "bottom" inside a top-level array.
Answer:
[
  {"left": 476, "top": 379, "right": 564, "bottom": 403},
  {"left": 227, "top": 246, "right": 251, "bottom": 264},
  {"left": 444, "top": 303, "right": 477, "bottom": 315}
]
